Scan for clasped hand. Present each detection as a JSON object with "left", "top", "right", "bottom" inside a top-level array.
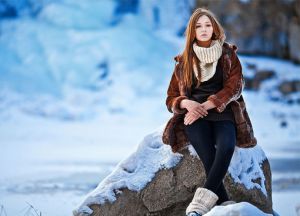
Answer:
[{"left": 183, "top": 100, "right": 208, "bottom": 125}]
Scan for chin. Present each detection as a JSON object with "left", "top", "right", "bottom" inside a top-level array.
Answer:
[{"left": 198, "top": 38, "right": 212, "bottom": 42}]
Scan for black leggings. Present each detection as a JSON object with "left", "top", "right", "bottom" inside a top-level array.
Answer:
[{"left": 184, "top": 119, "right": 236, "bottom": 204}]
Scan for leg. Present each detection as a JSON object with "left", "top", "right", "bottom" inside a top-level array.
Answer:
[
  {"left": 184, "top": 119, "right": 216, "bottom": 175},
  {"left": 185, "top": 119, "right": 233, "bottom": 215},
  {"left": 204, "top": 120, "right": 236, "bottom": 198},
  {"left": 215, "top": 183, "right": 229, "bottom": 205},
  {"left": 184, "top": 119, "right": 228, "bottom": 204}
]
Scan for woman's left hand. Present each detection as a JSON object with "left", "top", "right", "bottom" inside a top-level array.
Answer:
[{"left": 184, "top": 109, "right": 204, "bottom": 125}]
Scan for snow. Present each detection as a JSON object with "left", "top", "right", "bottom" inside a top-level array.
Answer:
[
  {"left": 1, "top": 0, "right": 300, "bottom": 216},
  {"left": 206, "top": 202, "right": 273, "bottom": 216},
  {"left": 229, "top": 146, "right": 268, "bottom": 196}
]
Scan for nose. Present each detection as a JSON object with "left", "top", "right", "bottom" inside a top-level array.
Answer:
[{"left": 200, "top": 27, "right": 207, "bottom": 32}]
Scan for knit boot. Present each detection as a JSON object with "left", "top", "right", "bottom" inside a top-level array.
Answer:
[{"left": 186, "top": 187, "right": 219, "bottom": 216}]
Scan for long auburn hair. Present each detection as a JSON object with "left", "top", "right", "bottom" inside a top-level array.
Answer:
[{"left": 182, "top": 8, "right": 226, "bottom": 89}]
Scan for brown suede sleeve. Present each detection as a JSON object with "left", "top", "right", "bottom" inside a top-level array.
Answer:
[
  {"left": 207, "top": 50, "right": 245, "bottom": 113},
  {"left": 166, "top": 63, "right": 188, "bottom": 114}
]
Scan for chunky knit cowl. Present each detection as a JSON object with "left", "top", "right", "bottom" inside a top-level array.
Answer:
[{"left": 192, "top": 39, "right": 224, "bottom": 82}]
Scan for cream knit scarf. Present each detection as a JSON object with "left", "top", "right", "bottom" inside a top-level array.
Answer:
[{"left": 192, "top": 39, "right": 224, "bottom": 82}]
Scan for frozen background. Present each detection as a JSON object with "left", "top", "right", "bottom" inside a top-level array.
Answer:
[{"left": 0, "top": 0, "right": 300, "bottom": 215}]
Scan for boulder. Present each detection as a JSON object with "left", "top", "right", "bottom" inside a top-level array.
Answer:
[
  {"left": 73, "top": 126, "right": 274, "bottom": 216},
  {"left": 245, "top": 70, "right": 276, "bottom": 91},
  {"left": 278, "top": 80, "right": 300, "bottom": 95}
]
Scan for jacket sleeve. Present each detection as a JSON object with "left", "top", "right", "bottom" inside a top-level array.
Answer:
[
  {"left": 207, "top": 49, "right": 245, "bottom": 113},
  {"left": 166, "top": 63, "right": 188, "bottom": 114}
]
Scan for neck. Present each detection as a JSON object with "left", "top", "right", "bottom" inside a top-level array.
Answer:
[{"left": 196, "top": 39, "right": 212, "bottom": 48}]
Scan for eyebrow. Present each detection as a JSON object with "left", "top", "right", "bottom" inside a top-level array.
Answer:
[{"left": 196, "top": 22, "right": 211, "bottom": 25}]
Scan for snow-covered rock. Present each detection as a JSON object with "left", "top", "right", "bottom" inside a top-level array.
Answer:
[
  {"left": 205, "top": 202, "right": 275, "bottom": 216},
  {"left": 73, "top": 125, "right": 275, "bottom": 216}
]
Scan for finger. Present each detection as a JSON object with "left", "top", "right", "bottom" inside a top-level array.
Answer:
[
  {"left": 192, "top": 112, "right": 201, "bottom": 119},
  {"left": 199, "top": 105, "right": 208, "bottom": 113},
  {"left": 189, "top": 116, "right": 199, "bottom": 124},
  {"left": 190, "top": 111, "right": 199, "bottom": 119},
  {"left": 186, "top": 115, "right": 195, "bottom": 125},
  {"left": 185, "top": 112, "right": 192, "bottom": 119},
  {"left": 187, "top": 115, "right": 194, "bottom": 122},
  {"left": 189, "top": 117, "right": 195, "bottom": 124},
  {"left": 198, "top": 113, "right": 205, "bottom": 118},
  {"left": 185, "top": 113, "right": 192, "bottom": 120},
  {"left": 188, "top": 115, "right": 200, "bottom": 124},
  {"left": 195, "top": 108, "right": 207, "bottom": 116},
  {"left": 190, "top": 111, "right": 198, "bottom": 118},
  {"left": 192, "top": 109, "right": 204, "bottom": 116},
  {"left": 184, "top": 115, "right": 191, "bottom": 124},
  {"left": 186, "top": 118, "right": 193, "bottom": 125},
  {"left": 201, "top": 106, "right": 209, "bottom": 115},
  {"left": 199, "top": 107, "right": 208, "bottom": 115}
]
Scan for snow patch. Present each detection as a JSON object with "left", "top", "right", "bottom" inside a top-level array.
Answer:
[
  {"left": 229, "top": 146, "right": 268, "bottom": 196},
  {"left": 206, "top": 202, "right": 272, "bottom": 216}
]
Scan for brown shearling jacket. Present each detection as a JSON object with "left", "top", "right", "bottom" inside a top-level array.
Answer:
[{"left": 162, "top": 41, "right": 257, "bottom": 153}]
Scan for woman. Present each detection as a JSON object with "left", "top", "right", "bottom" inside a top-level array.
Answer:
[{"left": 163, "top": 8, "right": 257, "bottom": 216}]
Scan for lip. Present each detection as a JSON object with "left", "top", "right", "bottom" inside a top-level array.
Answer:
[{"left": 201, "top": 34, "right": 208, "bottom": 36}]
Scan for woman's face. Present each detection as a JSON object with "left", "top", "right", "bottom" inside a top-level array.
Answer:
[{"left": 195, "top": 15, "right": 214, "bottom": 42}]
